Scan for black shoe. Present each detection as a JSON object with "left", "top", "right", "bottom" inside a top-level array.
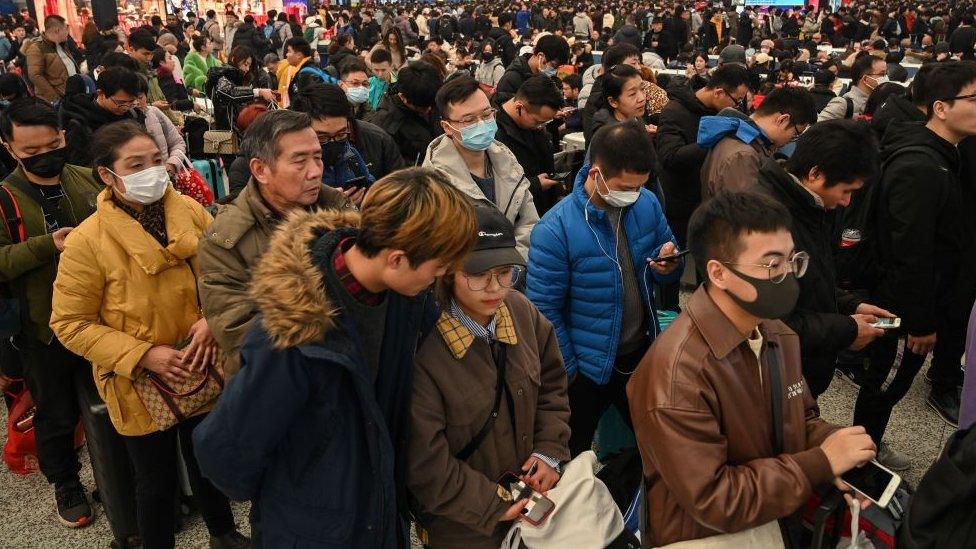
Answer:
[
  {"left": 927, "top": 389, "right": 960, "bottom": 427},
  {"left": 54, "top": 480, "right": 93, "bottom": 528},
  {"left": 210, "top": 530, "right": 250, "bottom": 549}
]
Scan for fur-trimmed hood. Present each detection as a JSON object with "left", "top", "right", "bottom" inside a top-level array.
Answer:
[{"left": 249, "top": 208, "right": 361, "bottom": 349}]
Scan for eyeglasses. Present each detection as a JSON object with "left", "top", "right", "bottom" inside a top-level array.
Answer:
[
  {"left": 109, "top": 97, "right": 135, "bottom": 108},
  {"left": 446, "top": 107, "right": 497, "bottom": 128},
  {"left": 343, "top": 79, "right": 370, "bottom": 88},
  {"left": 941, "top": 92, "right": 976, "bottom": 103},
  {"left": 789, "top": 123, "right": 807, "bottom": 142},
  {"left": 722, "top": 251, "right": 809, "bottom": 284},
  {"left": 722, "top": 88, "right": 747, "bottom": 105},
  {"left": 462, "top": 265, "right": 524, "bottom": 291},
  {"left": 317, "top": 130, "right": 350, "bottom": 143}
]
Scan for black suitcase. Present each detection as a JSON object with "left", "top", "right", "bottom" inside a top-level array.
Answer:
[{"left": 76, "top": 374, "right": 140, "bottom": 548}]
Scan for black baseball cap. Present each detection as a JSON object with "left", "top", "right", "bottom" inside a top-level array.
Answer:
[{"left": 463, "top": 203, "right": 525, "bottom": 274}]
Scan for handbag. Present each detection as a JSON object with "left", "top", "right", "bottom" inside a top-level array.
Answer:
[
  {"left": 132, "top": 359, "right": 225, "bottom": 431},
  {"left": 202, "top": 130, "right": 238, "bottom": 155},
  {"left": 500, "top": 451, "right": 634, "bottom": 549},
  {"left": 4, "top": 384, "right": 85, "bottom": 475},
  {"left": 173, "top": 153, "right": 215, "bottom": 207}
]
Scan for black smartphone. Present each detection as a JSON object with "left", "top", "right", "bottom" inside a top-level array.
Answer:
[
  {"left": 551, "top": 171, "right": 572, "bottom": 180},
  {"left": 649, "top": 249, "right": 691, "bottom": 263},
  {"left": 496, "top": 472, "right": 556, "bottom": 526},
  {"left": 342, "top": 176, "right": 368, "bottom": 189}
]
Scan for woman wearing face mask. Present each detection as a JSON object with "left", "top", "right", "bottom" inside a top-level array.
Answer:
[
  {"left": 50, "top": 121, "right": 249, "bottom": 549},
  {"left": 586, "top": 64, "right": 652, "bottom": 147},
  {"left": 475, "top": 43, "right": 505, "bottom": 91},
  {"left": 408, "top": 203, "right": 570, "bottom": 549}
]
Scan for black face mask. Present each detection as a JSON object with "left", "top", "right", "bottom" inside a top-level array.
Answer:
[
  {"left": 725, "top": 267, "right": 800, "bottom": 320},
  {"left": 18, "top": 146, "right": 67, "bottom": 178},
  {"left": 321, "top": 140, "right": 347, "bottom": 167},
  {"left": 482, "top": 51, "right": 495, "bottom": 62}
]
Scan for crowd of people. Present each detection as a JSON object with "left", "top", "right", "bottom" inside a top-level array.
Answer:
[{"left": 0, "top": 0, "right": 975, "bottom": 548}]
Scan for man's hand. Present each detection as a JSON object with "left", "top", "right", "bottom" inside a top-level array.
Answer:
[
  {"left": 138, "top": 346, "right": 192, "bottom": 385},
  {"left": 152, "top": 100, "right": 170, "bottom": 110},
  {"left": 257, "top": 88, "right": 277, "bottom": 102},
  {"left": 181, "top": 317, "right": 217, "bottom": 373},
  {"left": 855, "top": 303, "right": 894, "bottom": 318},
  {"left": 648, "top": 241, "right": 680, "bottom": 275},
  {"left": 521, "top": 456, "right": 560, "bottom": 493},
  {"left": 908, "top": 332, "right": 937, "bottom": 356},
  {"left": 849, "top": 314, "right": 884, "bottom": 351},
  {"left": 820, "top": 426, "right": 876, "bottom": 477},
  {"left": 645, "top": 124, "right": 658, "bottom": 135},
  {"left": 538, "top": 174, "right": 560, "bottom": 190},
  {"left": 342, "top": 186, "right": 366, "bottom": 206},
  {"left": 834, "top": 477, "right": 872, "bottom": 510},
  {"left": 52, "top": 227, "right": 74, "bottom": 252}
]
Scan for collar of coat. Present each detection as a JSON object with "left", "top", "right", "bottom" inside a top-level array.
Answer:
[
  {"left": 423, "top": 133, "right": 526, "bottom": 218},
  {"left": 685, "top": 285, "right": 789, "bottom": 360},
  {"left": 96, "top": 186, "right": 203, "bottom": 276},
  {"left": 436, "top": 302, "right": 518, "bottom": 359},
  {"left": 250, "top": 207, "right": 362, "bottom": 349}
]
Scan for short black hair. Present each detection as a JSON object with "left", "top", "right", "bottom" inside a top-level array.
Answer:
[
  {"left": 0, "top": 97, "right": 59, "bottom": 141},
  {"left": 590, "top": 119, "right": 655, "bottom": 179},
  {"left": 813, "top": 69, "right": 835, "bottom": 88},
  {"left": 851, "top": 52, "right": 884, "bottom": 86},
  {"left": 370, "top": 47, "right": 392, "bottom": 65},
  {"left": 534, "top": 34, "right": 570, "bottom": 65},
  {"left": 100, "top": 51, "right": 140, "bottom": 71},
  {"left": 285, "top": 37, "right": 312, "bottom": 58},
  {"left": 688, "top": 189, "right": 792, "bottom": 270},
  {"left": 514, "top": 75, "right": 564, "bottom": 109},
  {"left": 435, "top": 75, "right": 482, "bottom": 119},
  {"left": 908, "top": 62, "right": 937, "bottom": 108},
  {"left": 498, "top": 13, "right": 514, "bottom": 27},
  {"left": 339, "top": 57, "right": 369, "bottom": 78},
  {"left": 562, "top": 73, "right": 583, "bottom": 91},
  {"left": 754, "top": 86, "right": 818, "bottom": 126},
  {"left": 206, "top": 9, "right": 216, "bottom": 18},
  {"left": 919, "top": 61, "right": 976, "bottom": 120},
  {"left": 290, "top": 82, "right": 351, "bottom": 119},
  {"left": 601, "top": 42, "right": 640, "bottom": 69},
  {"left": 398, "top": 60, "right": 444, "bottom": 109},
  {"left": 0, "top": 73, "right": 27, "bottom": 100},
  {"left": 96, "top": 67, "right": 142, "bottom": 97},
  {"left": 128, "top": 28, "right": 157, "bottom": 52},
  {"left": 787, "top": 120, "right": 878, "bottom": 187},
  {"left": 706, "top": 63, "right": 752, "bottom": 93},
  {"left": 191, "top": 35, "right": 208, "bottom": 52}
]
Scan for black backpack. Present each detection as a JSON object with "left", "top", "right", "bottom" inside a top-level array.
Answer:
[
  {"left": 835, "top": 145, "right": 932, "bottom": 292},
  {"left": 270, "top": 23, "right": 284, "bottom": 52}
]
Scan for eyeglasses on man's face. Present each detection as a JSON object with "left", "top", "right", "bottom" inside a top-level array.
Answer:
[{"left": 722, "top": 251, "right": 809, "bottom": 283}]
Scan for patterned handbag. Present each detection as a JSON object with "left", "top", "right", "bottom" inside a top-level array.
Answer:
[
  {"left": 173, "top": 152, "right": 215, "bottom": 207},
  {"left": 133, "top": 361, "right": 225, "bottom": 431},
  {"left": 202, "top": 130, "right": 238, "bottom": 155}
]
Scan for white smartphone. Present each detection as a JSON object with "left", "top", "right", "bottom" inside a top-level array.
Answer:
[
  {"left": 871, "top": 317, "right": 901, "bottom": 329},
  {"left": 841, "top": 460, "right": 902, "bottom": 508}
]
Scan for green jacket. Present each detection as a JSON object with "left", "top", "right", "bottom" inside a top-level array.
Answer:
[
  {"left": 184, "top": 52, "right": 221, "bottom": 92},
  {"left": 0, "top": 165, "right": 101, "bottom": 344}
]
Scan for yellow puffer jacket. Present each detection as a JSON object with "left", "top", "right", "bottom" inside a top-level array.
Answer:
[{"left": 51, "top": 187, "right": 214, "bottom": 436}]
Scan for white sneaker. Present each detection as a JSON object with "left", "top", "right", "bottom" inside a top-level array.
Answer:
[{"left": 876, "top": 443, "right": 911, "bottom": 472}]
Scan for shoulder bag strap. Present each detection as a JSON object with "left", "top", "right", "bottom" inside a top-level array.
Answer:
[
  {"left": 0, "top": 185, "right": 24, "bottom": 244},
  {"left": 767, "top": 340, "right": 784, "bottom": 455},
  {"left": 455, "top": 342, "right": 513, "bottom": 461}
]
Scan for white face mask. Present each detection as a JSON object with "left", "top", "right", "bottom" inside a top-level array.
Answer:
[
  {"left": 596, "top": 169, "right": 639, "bottom": 207},
  {"left": 868, "top": 74, "right": 889, "bottom": 88},
  {"left": 110, "top": 165, "right": 169, "bottom": 205}
]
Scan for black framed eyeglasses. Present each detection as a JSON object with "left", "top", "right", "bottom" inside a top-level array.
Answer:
[{"left": 942, "top": 92, "right": 976, "bottom": 102}]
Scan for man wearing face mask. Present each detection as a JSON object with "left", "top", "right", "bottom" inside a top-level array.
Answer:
[
  {"left": 338, "top": 57, "right": 374, "bottom": 118},
  {"left": 492, "top": 34, "right": 570, "bottom": 107},
  {"left": 424, "top": 75, "right": 538, "bottom": 259},
  {"left": 817, "top": 53, "right": 888, "bottom": 122},
  {"left": 527, "top": 121, "right": 681, "bottom": 456},
  {"left": 0, "top": 98, "right": 102, "bottom": 528},
  {"left": 627, "top": 189, "right": 875, "bottom": 547}
]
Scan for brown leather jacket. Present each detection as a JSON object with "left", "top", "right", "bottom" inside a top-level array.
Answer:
[{"left": 627, "top": 287, "right": 839, "bottom": 547}]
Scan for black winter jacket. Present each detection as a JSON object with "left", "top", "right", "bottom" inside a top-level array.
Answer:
[
  {"left": 870, "top": 94, "right": 924, "bottom": 142},
  {"left": 874, "top": 121, "right": 969, "bottom": 335},
  {"left": 654, "top": 82, "right": 716, "bottom": 242},
  {"left": 493, "top": 54, "right": 534, "bottom": 107},
  {"left": 494, "top": 104, "right": 560, "bottom": 215},
  {"left": 232, "top": 23, "right": 271, "bottom": 57},
  {"left": 370, "top": 92, "right": 443, "bottom": 166},
  {"left": 353, "top": 119, "right": 406, "bottom": 180},
  {"left": 61, "top": 93, "right": 146, "bottom": 167},
  {"left": 757, "top": 159, "right": 860, "bottom": 396}
]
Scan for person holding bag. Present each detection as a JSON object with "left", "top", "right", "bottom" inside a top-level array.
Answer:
[
  {"left": 407, "top": 202, "right": 571, "bottom": 549},
  {"left": 49, "top": 121, "right": 248, "bottom": 549}
]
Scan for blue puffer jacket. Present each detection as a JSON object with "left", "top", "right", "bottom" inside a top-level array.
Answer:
[{"left": 526, "top": 165, "right": 681, "bottom": 385}]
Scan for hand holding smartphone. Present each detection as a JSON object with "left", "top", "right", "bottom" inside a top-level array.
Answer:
[
  {"left": 496, "top": 472, "right": 556, "bottom": 526},
  {"left": 870, "top": 317, "right": 901, "bottom": 329},
  {"left": 841, "top": 460, "right": 902, "bottom": 508}
]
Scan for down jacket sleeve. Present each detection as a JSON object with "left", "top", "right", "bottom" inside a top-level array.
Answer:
[
  {"left": 50, "top": 230, "right": 151, "bottom": 378},
  {"left": 197, "top": 236, "right": 256, "bottom": 373},
  {"left": 193, "top": 334, "right": 311, "bottom": 500},
  {"left": 526, "top": 220, "right": 578, "bottom": 377},
  {"left": 530, "top": 311, "right": 572, "bottom": 462}
]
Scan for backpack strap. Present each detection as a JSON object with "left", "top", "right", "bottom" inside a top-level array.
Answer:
[
  {"left": 0, "top": 185, "right": 24, "bottom": 244},
  {"left": 3, "top": 170, "right": 60, "bottom": 226},
  {"left": 843, "top": 96, "right": 855, "bottom": 119}
]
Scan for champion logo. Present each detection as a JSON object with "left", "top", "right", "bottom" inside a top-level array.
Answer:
[{"left": 479, "top": 231, "right": 504, "bottom": 237}]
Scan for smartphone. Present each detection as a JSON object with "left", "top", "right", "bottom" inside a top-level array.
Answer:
[
  {"left": 341, "top": 176, "right": 368, "bottom": 189},
  {"left": 551, "top": 171, "right": 572, "bottom": 180},
  {"left": 649, "top": 249, "right": 691, "bottom": 263},
  {"left": 841, "top": 460, "right": 901, "bottom": 508},
  {"left": 871, "top": 317, "right": 901, "bottom": 329},
  {"left": 496, "top": 472, "right": 556, "bottom": 526}
]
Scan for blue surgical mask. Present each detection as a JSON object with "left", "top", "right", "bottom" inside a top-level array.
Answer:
[
  {"left": 345, "top": 86, "right": 369, "bottom": 105},
  {"left": 455, "top": 119, "right": 497, "bottom": 151},
  {"left": 542, "top": 67, "right": 557, "bottom": 77},
  {"left": 0, "top": 100, "right": 9, "bottom": 109}
]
